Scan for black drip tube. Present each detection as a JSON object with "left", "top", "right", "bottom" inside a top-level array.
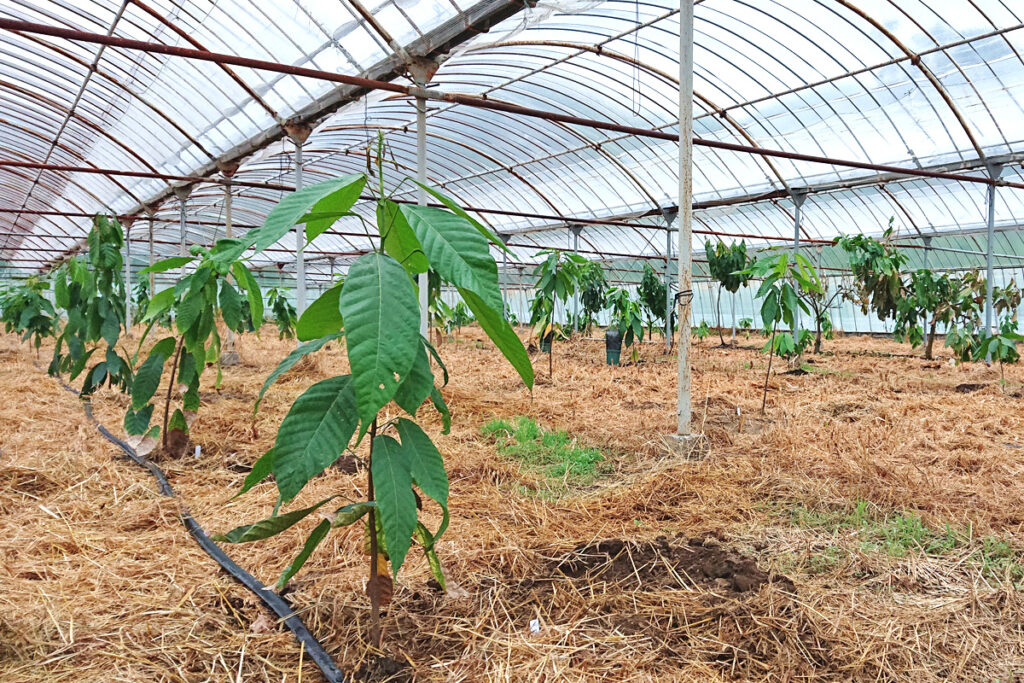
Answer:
[{"left": 52, "top": 376, "right": 347, "bottom": 683}]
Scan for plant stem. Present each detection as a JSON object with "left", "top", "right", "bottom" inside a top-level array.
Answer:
[
  {"left": 162, "top": 337, "right": 184, "bottom": 450},
  {"left": 762, "top": 322, "right": 777, "bottom": 415},
  {"left": 366, "top": 416, "right": 382, "bottom": 649}
]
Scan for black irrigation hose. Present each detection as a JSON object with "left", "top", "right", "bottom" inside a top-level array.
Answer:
[{"left": 50, "top": 374, "right": 347, "bottom": 683}]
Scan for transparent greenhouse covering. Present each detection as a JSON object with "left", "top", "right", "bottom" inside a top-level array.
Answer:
[{"left": 3, "top": 0, "right": 1024, "bottom": 295}]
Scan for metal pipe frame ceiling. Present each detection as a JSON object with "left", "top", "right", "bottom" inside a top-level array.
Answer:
[{"left": 3, "top": 0, "right": 1024, "bottom": 286}]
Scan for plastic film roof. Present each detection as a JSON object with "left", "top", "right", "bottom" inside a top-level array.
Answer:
[{"left": 3, "top": 0, "right": 1024, "bottom": 287}]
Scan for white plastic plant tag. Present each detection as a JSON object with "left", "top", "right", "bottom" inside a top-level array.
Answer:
[
  {"left": 529, "top": 619, "right": 541, "bottom": 633},
  {"left": 194, "top": 445, "right": 201, "bottom": 459}
]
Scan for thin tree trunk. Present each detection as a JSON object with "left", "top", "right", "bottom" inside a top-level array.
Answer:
[
  {"left": 366, "top": 417, "right": 382, "bottom": 648},
  {"left": 162, "top": 338, "right": 184, "bottom": 450},
  {"left": 762, "top": 322, "right": 778, "bottom": 415},
  {"left": 716, "top": 285, "right": 725, "bottom": 346},
  {"left": 924, "top": 318, "right": 937, "bottom": 360}
]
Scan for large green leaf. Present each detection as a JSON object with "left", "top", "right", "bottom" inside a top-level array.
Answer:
[
  {"left": 176, "top": 292, "right": 203, "bottom": 334},
  {"left": 398, "top": 204, "right": 503, "bottom": 313},
  {"left": 393, "top": 341, "right": 433, "bottom": 415},
  {"left": 377, "top": 200, "right": 428, "bottom": 273},
  {"left": 144, "top": 287, "right": 175, "bottom": 321},
  {"left": 296, "top": 285, "right": 342, "bottom": 341},
  {"left": 430, "top": 387, "right": 451, "bottom": 434},
  {"left": 339, "top": 252, "right": 421, "bottom": 428},
  {"left": 123, "top": 404, "right": 154, "bottom": 435},
  {"left": 412, "top": 181, "right": 508, "bottom": 252},
  {"left": 272, "top": 375, "right": 359, "bottom": 502},
  {"left": 459, "top": 287, "right": 533, "bottom": 389},
  {"left": 332, "top": 501, "right": 375, "bottom": 528},
  {"left": 130, "top": 336, "right": 176, "bottom": 409},
  {"left": 219, "top": 280, "right": 242, "bottom": 331},
  {"left": 248, "top": 175, "right": 366, "bottom": 253},
  {"left": 255, "top": 333, "right": 341, "bottom": 413},
  {"left": 139, "top": 256, "right": 193, "bottom": 275},
  {"left": 276, "top": 519, "right": 331, "bottom": 589},
  {"left": 234, "top": 448, "right": 275, "bottom": 498},
  {"left": 396, "top": 418, "right": 448, "bottom": 538},
  {"left": 231, "top": 262, "right": 263, "bottom": 329},
  {"left": 212, "top": 495, "right": 340, "bottom": 543},
  {"left": 371, "top": 435, "right": 417, "bottom": 577}
]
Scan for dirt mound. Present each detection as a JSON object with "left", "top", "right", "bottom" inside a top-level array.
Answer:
[
  {"left": 954, "top": 382, "right": 987, "bottom": 393},
  {"left": 354, "top": 655, "right": 411, "bottom": 682},
  {"left": 555, "top": 534, "right": 794, "bottom": 595}
]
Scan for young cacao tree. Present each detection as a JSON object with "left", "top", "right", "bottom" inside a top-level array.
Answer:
[
  {"left": 128, "top": 240, "right": 263, "bottom": 456},
  {"left": 638, "top": 262, "right": 667, "bottom": 341},
  {"left": 217, "top": 141, "right": 533, "bottom": 646},
  {"left": 266, "top": 287, "right": 298, "bottom": 339},
  {"left": 704, "top": 240, "right": 751, "bottom": 345},
  {"left": 49, "top": 215, "right": 133, "bottom": 395},
  {"left": 0, "top": 276, "right": 56, "bottom": 353}
]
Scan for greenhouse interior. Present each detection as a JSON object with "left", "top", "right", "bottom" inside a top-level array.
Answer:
[{"left": 2, "top": 0, "right": 1024, "bottom": 680}]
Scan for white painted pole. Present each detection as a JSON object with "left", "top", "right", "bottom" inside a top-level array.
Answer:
[
  {"left": 416, "top": 90, "right": 429, "bottom": 339},
  {"left": 571, "top": 227, "right": 580, "bottom": 331},
  {"left": 676, "top": 0, "right": 694, "bottom": 436},
  {"left": 147, "top": 213, "right": 154, "bottom": 292},
  {"left": 124, "top": 220, "right": 132, "bottom": 332},
  {"left": 663, "top": 213, "right": 675, "bottom": 349},
  {"left": 294, "top": 142, "right": 306, "bottom": 317},
  {"left": 792, "top": 191, "right": 805, "bottom": 335}
]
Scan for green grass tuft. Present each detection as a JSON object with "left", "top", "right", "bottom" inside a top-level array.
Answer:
[{"left": 481, "top": 416, "right": 606, "bottom": 487}]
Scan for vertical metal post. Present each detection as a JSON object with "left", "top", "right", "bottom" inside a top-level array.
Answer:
[
  {"left": 147, "top": 211, "right": 154, "bottom": 292},
  {"left": 662, "top": 210, "right": 676, "bottom": 349},
  {"left": 124, "top": 219, "right": 132, "bottom": 332},
  {"left": 500, "top": 235, "right": 509, "bottom": 318},
  {"left": 676, "top": 0, "right": 694, "bottom": 436},
  {"left": 792, "top": 190, "right": 806, "bottom": 334},
  {"left": 922, "top": 236, "right": 931, "bottom": 271},
  {"left": 173, "top": 185, "right": 192, "bottom": 258},
  {"left": 416, "top": 89, "right": 429, "bottom": 339},
  {"left": 570, "top": 226, "right": 581, "bottom": 331},
  {"left": 984, "top": 166, "right": 1002, "bottom": 349},
  {"left": 294, "top": 141, "right": 306, "bottom": 316}
]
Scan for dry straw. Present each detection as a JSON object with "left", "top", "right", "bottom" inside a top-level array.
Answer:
[{"left": 1, "top": 328, "right": 1023, "bottom": 681}]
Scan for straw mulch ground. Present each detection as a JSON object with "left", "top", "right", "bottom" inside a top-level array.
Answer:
[{"left": 2, "top": 327, "right": 1023, "bottom": 681}]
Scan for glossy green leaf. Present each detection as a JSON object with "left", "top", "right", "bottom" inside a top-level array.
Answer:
[
  {"left": 248, "top": 175, "right": 366, "bottom": 253},
  {"left": 398, "top": 204, "right": 503, "bottom": 313},
  {"left": 231, "top": 262, "right": 263, "bottom": 330},
  {"left": 430, "top": 386, "right": 451, "bottom": 434},
  {"left": 123, "top": 404, "right": 154, "bottom": 435},
  {"left": 371, "top": 435, "right": 417, "bottom": 577},
  {"left": 131, "top": 336, "right": 176, "bottom": 409},
  {"left": 393, "top": 341, "right": 433, "bottom": 415},
  {"left": 339, "top": 252, "right": 420, "bottom": 428},
  {"left": 331, "top": 501, "right": 375, "bottom": 528},
  {"left": 234, "top": 448, "right": 275, "bottom": 498},
  {"left": 212, "top": 495, "right": 340, "bottom": 543},
  {"left": 458, "top": 287, "right": 533, "bottom": 389},
  {"left": 397, "top": 418, "right": 448, "bottom": 538},
  {"left": 296, "top": 285, "right": 342, "bottom": 341},
  {"left": 272, "top": 375, "right": 359, "bottom": 502},
  {"left": 414, "top": 522, "right": 445, "bottom": 589},
  {"left": 377, "top": 200, "right": 428, "bottom": 273},
  {"left": 276, "top": 519, "right": 331, "bottom": 589},
  {"left": 139, "top": 256, "right": 193, "bottom": 275},
  {"left": 144, "top": 287, "right": 175, "bottom": 321},
  {"left": 176, "top": 293, "right": 202, "bottom": 334},
  {"left": 219, "top": 280, "right": 242, "bottom": 331},
  {"left": 255, "top": 333, "right": 341, "bottom": 413},
  {"left": 412, "top": 181, "right": 508, "bottom": 253}
]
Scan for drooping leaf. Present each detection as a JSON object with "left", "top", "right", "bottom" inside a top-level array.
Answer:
[
  {"left": 412, "top": 181, "right": 508, "bottom": 252},
  {"left": 396, "top": 418, "right": 448, "bottom": 538},
  {"left": 276, "top": 519, "right": 331, "bottom": 589},
  {"left": 331, "top": 501, "right": 375, "bottom": 528},
  {"left": 131, "top": 336, "right": 176, "bottom": 409},
  {"left": 458, "top": 287, "right": 533, "bottom": 389},
  {"left": 414, "top": 522, "right": 446, "bottom": 589},
  {"left": 123, "top": 404, "right": 154, "bottom": 435},
  {"left": 232, "top": 262, "right": 263, "bottom": 330},
  {"left": 219, "top": 280, "right": 242, "bottom": 331},
  {"left": 139, "top": 256, "right": 193, "bottom": 275},
  {"left": 255, "top": 333, "right": 341, "bottom": 413},
  {"left": 377, "top": 200, "right": 428, "bottom": 273},
  {"left": 247, "top": 175, "right": 366, "bottom": 253},
  {"left": 430, "top": 386, "right": 451, "bottom": 434},
  {"left": 212, "top": 495, "right": 340, "bottom": 543},
  {"left": 234, "top": 448, "right": 275, "bottom": 498},
  {"left": 393, "top": 341, "right": 434, "bottom": 415},
  {"left": 339, "top": 252, "right": 420, "bottom": 429},
  {"left": 144, "top": 287, "right": 175, "bottom": 321},
  {"left": 398, "top": 204, "right": 504, "bottom": 313},
  {"left": 272, "top": 375, "right": 359, "bottom": 502},
  {"left": 371, "top": 435, "right": 417, "bottom": 577},
  {"left": 296, "top": 285, "right": 342, "bottom": 341},
  {"left": 176, "top": 292, "right": 202, "bottom": 334}
]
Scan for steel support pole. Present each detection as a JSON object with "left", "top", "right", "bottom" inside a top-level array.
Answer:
[
  {"left": 571, "top": 226, "right": 581, "bottom": 331},
  {"left": 984, "top": 165, "right": 1002, "bottom": 359},
  {"left": 500, "top": 234, "right": 509, "bottom": 318},
  {"left": 675, "top": 0, "right": 694, "bottom": 437},
  {"left": 124, "top": 221, "right": 132, "bottom": 332},
  {"left": 792, "top": 191, "right": 806, "bottom": 335},
  {"left": 147, "top": 212, "right": 155, "bottom": 291},
  {"left": 416, "top": 90, "right": 429, "bottom": 339},
  {"left": 294, "top": 142, "right": 306, "bottom": 316},
  {"left": 662, "top": 210, "right": 676, "bottom": 349}
]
